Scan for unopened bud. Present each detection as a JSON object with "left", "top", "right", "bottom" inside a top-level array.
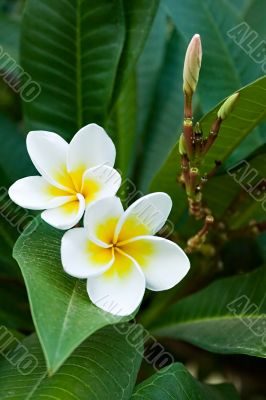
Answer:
[
  {"left": 217, "top": 93, "right": 239, "bottom": 120},
  {"left": 183, "top": 34, "right": 202, "bottom": 96},
  {"left": 194, "top": 122, "right": 202, "bottom": 136},
  {"left": 179, "top": 133, "right": 187, "bottom": 155}
]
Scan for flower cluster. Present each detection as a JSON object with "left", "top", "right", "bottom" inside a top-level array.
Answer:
[{"left": 9, "top": 123, "right": 190, "bottom": 316}]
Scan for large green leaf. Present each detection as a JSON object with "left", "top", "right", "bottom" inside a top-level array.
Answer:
[
  {"left": 228, "top": 154, "right": 266, "bottom": 229},
  {"left": 112, "top": 0, "right": 160, "bottom": 103},
  {"left": 0, "top": 12, "right": 20, "bottom": 69},
  {"left": 150, "top": 76, "right": 266, "bottom": 225},
  {"left": 138, "top": 28, "right": 187, "bottom": 190},
  {"left": 151, "top": 268, "right": 266, "bottom": 358},
  {"left": 204, "top": 145, "right": 266, "bottom": 221},
  {"left": 225, "top": 0, "right": 266, "bottom": 163},
  {"left": 107, "top": 72, "right": 137, "bottom": 179},
  {"left": 200, "top": 77, "right": 266, "bottom": 172},
  {"left": 136, "top": 4, "right": 167, "bottom": 138},
  {"left": 0, "top": 115, "right": 34, "bottom": 275},
  {"left": 21, "top": 0, "right": 125, "bottom": 139},
  {"left": 13, "top": 218, "right": 128, "bottom": 374},
  {"left": 233, "top": 0, "right": 266, "bottom": 158},
  {"left": 0, "top": 279, "right": 32, "bottom": 331},
  {"left": 243, "top": 0, "right": 266, "bottom": 37},
  {"left": 0, "top": 115, "right": 33, "bottom": 183},
  {"left": 0, "top": 189, "right": 34, "bottom": 278},
  {"left": 258, "top": 232, "right": 266, "bottom": 263},
  {"left": 106, "top": 0, "right": 161, "bottom": 180},
  {"left": 0, "top": 325, "right": 143, "bottom": 399},
  {"left": 132, "top": 363, "right": 240, "bottom": 399},
  {"left": 230, "top": 0, "right": 250, "bottom": 13}
]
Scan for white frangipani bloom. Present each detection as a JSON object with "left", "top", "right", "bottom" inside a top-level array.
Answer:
[
  {"left": 61, "top": 193, "right": 190, "bottom": 316},
  {"left": 9, "top": 124, "right": 121, "bottom": 230}
]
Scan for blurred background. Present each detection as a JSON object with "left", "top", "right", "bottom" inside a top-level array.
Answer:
[{"left": 0, "top": 0, "right": 265, "bottom": 398}]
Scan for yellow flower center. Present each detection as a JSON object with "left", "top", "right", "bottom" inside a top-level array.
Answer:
[
  {"left": 47, "top": 164, "right": 100, "bottom": 205},
  {"left": 89, "top": 215, "right": 153, "bottom": 278}
]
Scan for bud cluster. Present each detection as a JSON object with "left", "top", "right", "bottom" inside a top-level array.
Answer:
[{"left": 179, "top": 34, "right": 239, "bottom": 221}]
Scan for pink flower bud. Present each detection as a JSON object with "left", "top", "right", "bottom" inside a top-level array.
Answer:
[{"left": 183, "top": 34, "right": 202, "bottom": 96}]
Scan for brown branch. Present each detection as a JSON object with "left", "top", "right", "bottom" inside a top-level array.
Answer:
[
  {"left": 203, "top": 117, "right": 222, "bottom": 154},
  {"left": 183, "top": 93, "right": 194, "bottom": 159},
  {"left": 186, "top": 215, "right": 214, "bottom": 253}
]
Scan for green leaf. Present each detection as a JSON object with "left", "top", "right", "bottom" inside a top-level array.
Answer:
[
  {"left": 204, "top": 145, "right": 266, "bottom": 221},
  {"left": 0, "top": 279, "right": 33, "bottom": 331},
  {"left": 230, "top": 0, "right": 250, "bottom": 13},
  {"left": 151, "top": 268, "right": 266, "bottom": 358},
  {"left": 0, "top": 189, "right": 35, "bottom": 276},
  {"left": 21, "top": 0, "right": 125, "bottom": 139},
  {"left": 0, "top": 325, "right": 143, "bottom": 399},
  {"left": 228, "top": 155, "right": 266, "bottom": 229},
  {"left": 132, "top": 363, "right": 240, "bottom": 399},
  {"left": 104, "top": 1, "right": 162, "bottom": 179},
  {"left": 232, "top": 0, "right": 266, "bottom": 159},
  {"left": 13, "top": 218, "right": 128, "bottom": 374},
  {"left": 107, "top": 72, "right": 137, "bottom": 178},
  {"left": 136, "top": 4, "right": 167, "bottom": 137},
  {"left": 0, "top": 0, "right": 23, "bottom": 16},
  {"left": 112, "top": 0, "right": 160, "bottom": 103},
  {"left": 0, "top": 114, "right": 33, "bottom": 183},
  {"left": 0, "top": 12, "right": 20, "bottom": 69},
  {"left": 138, "top": 28, "right": 187, "bottom": 191},
  {"left": 200, "top": 76, "right": 266, "bottom": 172},
  {"left": 150, "top": 76, "right": 266, "bottom": 225},
  {"left": 258, "top": 232, "right": 266, "bottom": 263},
  {"left": 226, "top": 121, "right": 266, "bottom": 167},
  {"left": 0, "top": 115, "right": 34, "bottom": 274},
  {"left": 243, "top": 0, "right": 266, "bottom": 37}
]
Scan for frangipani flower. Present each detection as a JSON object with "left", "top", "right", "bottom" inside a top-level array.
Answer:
[
  {"left": 9, "top": 124, "right": 121, "bottom": 230},
  {"left": 61, "top": 193, "right": 190, "bottom": 316}
]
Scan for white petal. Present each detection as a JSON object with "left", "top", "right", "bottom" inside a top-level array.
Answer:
[
  {"left": 84, "top": 196, "right": 123, "bottom": 247},
  {"left": 61, "top": 228, "right": 114, "bottom": 278},
  {"left": 41, "top": 193, "right": 85, "bottom": 230},
  {"left": 81, "top": 165, "right": 121, "bottom": 205},
  {"left": 115, "top": 193, "right": 172, "bottom": 243},
  {"left": 26, "top": 131, "right": 74, "bottom": 191},
  {"left": 121, "top": 236, "right": 190, "bottom": 291},
  {"left": 67, "top": 124, "right": 116, "bottom": 176},
  {"left": 87, "top": 250, "right": 145, "bottom": 316},
  {"left": 8, "top": 176, "right": 74, "bottom": 210}
]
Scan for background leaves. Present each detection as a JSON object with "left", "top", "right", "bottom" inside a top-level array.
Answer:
[
  {"left": 132, "top": 363, "right": 240, "bottom": 399},
  {"left": 151, "top": 268, "right": 266, "bottom": 358},
  {"left": 0, "top": 325, "right": 143, "bottom": 399},
  {"left": 21, "top": 0, "right": 125, "bottom": 138},
  {"left": 111, "top": 0, "right": 160, "bottom": 104},
  {"left": 13, "top": 218, "right": 128, "bottom": 374},
  {"left": 0, "top": 0, "right": 265, "bottom": 397}
]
